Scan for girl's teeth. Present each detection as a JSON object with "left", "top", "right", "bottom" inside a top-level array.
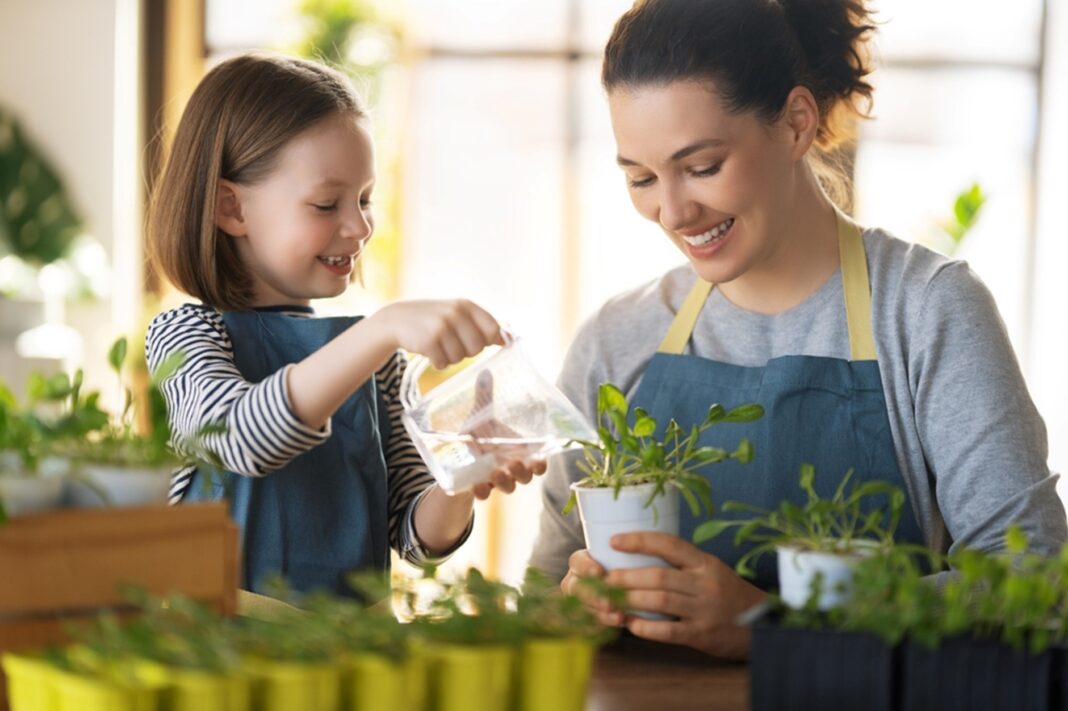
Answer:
[
  {"left": 318, "top": 256, "right": 350, "bottom": 266},
  {"left": 682, "top": 218, "right": 734, "bottom": 246}
]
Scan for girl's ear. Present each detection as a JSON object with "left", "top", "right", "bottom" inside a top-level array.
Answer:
[
  {"left": 215, "top": 179, "right": 248, "bottom": 237},
  {"left": 782, "top": 86, "right": 820, "bottom": 162}
]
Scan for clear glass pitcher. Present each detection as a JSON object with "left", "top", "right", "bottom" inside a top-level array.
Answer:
[{"left": 400, "top": 339, "right": 595, "bottom": 494}]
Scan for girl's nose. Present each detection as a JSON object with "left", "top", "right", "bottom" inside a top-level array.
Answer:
[{"left": 341, "top": 206, "right": 374, "bottom": 242}]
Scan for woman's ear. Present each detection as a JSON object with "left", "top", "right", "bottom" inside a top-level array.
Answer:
[
  {"left": 215, "top": 179, "right": 248, "bottom": 237},
  {"left": 783, "top": 86, "right": 820, "bottom": 161}
]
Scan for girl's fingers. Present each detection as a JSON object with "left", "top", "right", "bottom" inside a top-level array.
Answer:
[{"left": 489, "top": 467, "right": 517, "bottom": 494}]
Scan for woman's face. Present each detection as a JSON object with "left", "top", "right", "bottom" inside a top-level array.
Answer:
[{"left": 608, "top": 80, "right": 802, "bottom": 285}]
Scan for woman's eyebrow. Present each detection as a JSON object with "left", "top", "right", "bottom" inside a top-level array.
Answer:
[{"left": 616, "top": 138, "right": 727, "bottom": 167}]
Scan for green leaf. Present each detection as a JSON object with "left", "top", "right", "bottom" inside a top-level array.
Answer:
[
  {"left": 692, "top": 518, "right": 738, "bottom": 544},
  {"left": 692, "top": 446, "right": 727, "bottom": 464},
  {"left": 1005, "top": 525, "right": 1028, "bottom": 555},
  {"left": 108, "top": 337, "right": 128, "bottom": 375},
  {"left": 598, "top": 383, "right": 628, "bottom": 417},
  {"left": 632, "top": 414, "right": 656, "bottom": 438},
  {"left": 678, "top": 484, "right": 700, "bottom": 517},
  {"left": 731, "top": 439, "right": 753, "bottom": 464},
  {"left": 723, "top": 403, "right": 764, "bottom": 423},
  {"left": 150, "top": 351, "right": 187, "bottom": 386},
  {"left": 562, "top": 492, "right": 577, "bottom": 515},
  {"left": 704, "top": 404, "right": 726, "bottom": 423}
]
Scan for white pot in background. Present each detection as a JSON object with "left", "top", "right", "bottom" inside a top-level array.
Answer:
[
  {"left": 0, "top": 454, "right": 69, "bottom": 517},
  {"left": 777, "top": 542, "right": 878, "bottom": 611},
  {"left": 0, "top": 473, "right": 65, "bottom": 516},
  {"left": 67, "top": 463, "right": 172, "bottom": 508}
]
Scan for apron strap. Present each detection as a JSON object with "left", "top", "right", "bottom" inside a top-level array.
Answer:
[
  {"left": 656, "top": 210, "right": 877, "bottom": 361},
  {"left": 837, "top": 210, "right": 877, "bottom": 361},
  {"left": 658, "top": 277, "right": 714, "bottom": 354}
]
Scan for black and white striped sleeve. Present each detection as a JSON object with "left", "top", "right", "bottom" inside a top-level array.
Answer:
[
  {"left": 145, "top": 305, "right": 331, "bottom": 501},
  {"left": 376, "top": 351, "right": 474, "bottom": 565}
]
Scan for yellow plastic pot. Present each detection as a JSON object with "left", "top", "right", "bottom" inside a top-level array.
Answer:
[
  {"left": 135, "top": 661, "right": 251, "bottom": 711},
  {"left": 49, "top": 667, "right": 158, "bottom": 711},
  {"left": 243, "top": 658, "right": 340, "bottom": 711},
  {"left": 2, "top": 652, "right": 59, "bottom": 711},
  {"left": 342, "top": 648, "right": 426, "bottom": 711},
  {"left": 516, "top": 637, "right": 595, "bottom": 711},
  {"left": 425, "top": 644, "right": 514, "bottom": 711}
]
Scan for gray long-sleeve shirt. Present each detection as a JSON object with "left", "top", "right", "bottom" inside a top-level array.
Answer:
[{"left": 529, "top": 229, "right": 1067, "bottom": 582}]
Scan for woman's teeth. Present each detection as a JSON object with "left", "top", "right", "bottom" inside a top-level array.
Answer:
[
  {"left": 318, "top": 255, "right": 351, "bottom": 267},
  {"left": 682, "top": 218, "right": 734, "bottom": 247}
]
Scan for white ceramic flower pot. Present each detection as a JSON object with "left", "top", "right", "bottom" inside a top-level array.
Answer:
[
  {"left": 67, "top": 463, "right": 172, "bottom": 508},
  {"left": 572, "top": 482, "right": 680, "bottom": 571},
  {"left": 572, "top": 482, "right": 681, "bottom": 621},
  {"left": 0, "top": 473, "right": 65, "bottom": 516},
  {"left": 776, "top": 542, "right": 878, "bottom": 611}
]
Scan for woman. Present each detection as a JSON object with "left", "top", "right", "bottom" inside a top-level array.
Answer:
[{"left": 529, "top": 0, "right": 1066, "bottom": 659}]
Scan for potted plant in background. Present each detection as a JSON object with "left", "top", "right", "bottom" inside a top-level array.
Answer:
[
  {"left": 0, "top": 369, "right": 105, "bottom": 520},
  {"left": 897, "top": 528, "right": 1064, "bottom": 711},
  {"left": 64, "top": 337, "right": 202, "bottom": 508},
  {"left": 565, "top": 383, "right": 761, "bottom": 590},
  {"left": 746, "top": 542, "right": 942, "bottom": 711},
  {"left": 695, "top": 463, "right": 906, "bottom": 611},
  {"left": 412, "top": 567, "right": 523, "bottom": 711},
  {"left": 513, "top": 568, "right": 619, "bottom": 711}
]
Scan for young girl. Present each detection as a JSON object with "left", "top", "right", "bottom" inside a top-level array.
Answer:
[
  {"left": 531, "top": 0, "right": 1067, "bottom": 657},
  {"left": 146, "top": 53, "right": 541, "bottom": 597}
]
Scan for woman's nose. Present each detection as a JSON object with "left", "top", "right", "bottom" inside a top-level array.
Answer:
[{"left": 658, "top": 183, "right": 699, "bottom": 233}]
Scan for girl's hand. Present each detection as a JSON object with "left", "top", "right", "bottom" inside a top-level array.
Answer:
[
  {"left": 470, "top": 459, "right": 547, "bottom": 500},
  {"left": 600, "top": 532, "right": 767, "bottom": 659},
  {"left": 372, "top": 299, "right": 504, "bottom": 369}
]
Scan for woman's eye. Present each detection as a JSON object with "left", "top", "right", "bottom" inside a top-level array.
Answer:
[
  {"left": 692, "top": 163, "right": 722, "bottom": 178},
  {"left": 360, "top": 198, "right": 373, "bottom": 209},
  {"left": 313, "top": 203, "right": 337, "bottom": 212},
  {"left": 628, "top": 175, "right": 656, "bottom": 189}
]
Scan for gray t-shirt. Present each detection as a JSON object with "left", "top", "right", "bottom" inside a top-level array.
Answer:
[{"left": 529, "top": 228, "right": 1067, "bottom": 582}]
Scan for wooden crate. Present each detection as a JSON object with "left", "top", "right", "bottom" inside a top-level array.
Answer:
[{"left": 0, "top": 503, "right": 239, "bottom": 708}]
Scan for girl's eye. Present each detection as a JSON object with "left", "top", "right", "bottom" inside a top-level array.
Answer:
[
  {"left": 360, "top": 198, "right": 373, "bottom": 209},
  {"left": 692, "top": 163, "right": 723, "bottom": 178},
  {"left": 628, "top": 175, "right": 656, "bottom": 189},
  {"left": 313, "top": 203, "right": 337, "bottom": 212}
]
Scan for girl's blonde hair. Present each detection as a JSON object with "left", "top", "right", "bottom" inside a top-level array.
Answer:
[{"left": 147, "top": 53, "right": 367, "bottom": 310}]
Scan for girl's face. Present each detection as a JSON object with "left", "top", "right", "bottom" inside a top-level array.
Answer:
[
  {"left": 224, "top": 112, "right": 376, "bottom": 307},
  {"left": 608, "top": 80, "right": 803, "bottom": 285}
]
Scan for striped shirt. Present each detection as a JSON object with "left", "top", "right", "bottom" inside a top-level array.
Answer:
[{"left": 145, "top": 303, "right": 471, "bottom": 565}]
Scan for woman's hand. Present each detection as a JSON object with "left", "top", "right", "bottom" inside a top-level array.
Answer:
[
  {"left": 563, "top": 534, "right": 767, "bottom": 660},
  {"left": 371, "top": 299, "right": 505, "bottom": 369}
]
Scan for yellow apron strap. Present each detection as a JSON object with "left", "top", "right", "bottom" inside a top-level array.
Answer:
[
  {"left": 837, "top": 210, "right": 878, "bottom": 361},
  {"left": 658, "top": 277, "right": 714, "bottom": 354},
  {"left": 656, "top": 210, "right": 876, "bottom": 360}
]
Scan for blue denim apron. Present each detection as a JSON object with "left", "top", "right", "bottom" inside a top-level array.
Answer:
[
  {"left": 184, "top": 307, "right": 390, "bottom": 597},
  {"left": 631, "top": 212, "right": 924, "bottom": 590}
]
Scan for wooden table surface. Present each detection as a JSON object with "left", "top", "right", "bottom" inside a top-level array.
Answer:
[{"left": 586, "top": 634, "right": 749, "bottom": 711}]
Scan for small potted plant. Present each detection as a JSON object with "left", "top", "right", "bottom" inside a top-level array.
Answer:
[
  {"left": 412, "top": 567, "right": 523, "bottom": 711},
  {"left": 304, "top": 572, "right": 428, "bottom": 711},
  {"left": 514, "top": 568, "right": 619, "bottom": 711},
  {"left": 897, "top": 528, "right": 1063, "bottom": 711},
  {"left": 0, "top": 370, "right": 103, "bottom": 519},
  {"left": 65, "top": 338, "right": 198, "bottom": 508},
  {"left": 747, "top": 542, "right": 942, "bottom": 711},
  {"left": 694, "top": 464, "right": 905, "bottom": 610},
  {"left": 565, "top": 383, "right": 761, "bottom": 583}
]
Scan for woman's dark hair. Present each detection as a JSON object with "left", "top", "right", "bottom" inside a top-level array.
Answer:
[{"left": 603, "top": 0, "right": 876, "bottom": 203}]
